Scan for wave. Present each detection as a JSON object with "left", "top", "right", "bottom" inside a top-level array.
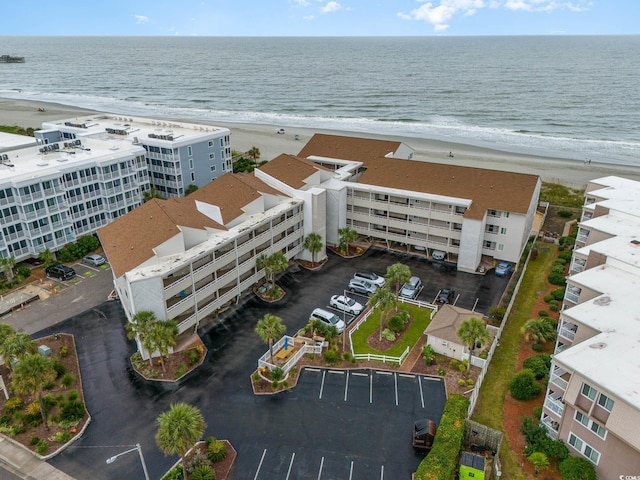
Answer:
[{"left": 1, "top": 89, "right": 639, "bottom": 167}]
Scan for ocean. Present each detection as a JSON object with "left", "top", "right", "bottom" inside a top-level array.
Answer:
[{"left": 1, "top": 35, "right": 639, "bottom": 166}]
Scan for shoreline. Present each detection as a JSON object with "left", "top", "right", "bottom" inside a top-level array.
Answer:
[{"left": 2, "top": 97, "right": 639, "bottom": 188}]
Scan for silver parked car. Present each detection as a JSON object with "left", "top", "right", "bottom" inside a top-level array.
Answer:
[
  {"left": 348, "top": 278, "right": 377, "bottom": 295},
  {"left": 400, "top": 276, "right": 422, "bottom": 299},
  {"left": 83, "top": 254, "right": 106, "bottom": 266},
  {"left": 352, "top": 271, "right": 386, "bottom": 287}
]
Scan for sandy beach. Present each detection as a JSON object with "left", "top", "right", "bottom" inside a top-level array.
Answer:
[{"left": 2, "top": 97, "right": 639, "bottom": 188}]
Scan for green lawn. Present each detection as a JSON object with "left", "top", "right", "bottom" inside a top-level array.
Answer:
[
  {"left": 350, "top": 302, "right": 433, "bottom": 357},
  {"left": 472, "top": 243, "right": 558, "bottom": 480}
]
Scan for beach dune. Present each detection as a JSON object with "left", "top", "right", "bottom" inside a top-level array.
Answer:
[{"left": 2, "top": 97, "right": 638, "bottom": 189}]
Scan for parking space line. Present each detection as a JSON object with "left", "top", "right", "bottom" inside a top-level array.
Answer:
[
  {"left": 319, "top": 370, "right": 326, "bottom": 399},
  {"left": 422, "top": 376, "right": 442, "bottom": 382},
  {"left": 344, "top": 371, "right": 349, "bottom": 402},
  {"left": 370, "top": 373, "right": 373, "bottom": 404},
  {"left": 317, "top": 456, "right": 324, "bottom": 480},
  {"left": 399, "top": 373, "right": 415, "bottom": 379},
  {"left": 376, "top": 371, "right": 392, "bottom": 375},
  {"left": 328, "top": 370, "right": 344, "bottom": 375},
  {"left": 418, "top": 376, "right": 425, "bottom": 408},
  {"left": 285, "top": 452, "right": 295, "bottom": 480},
  {"left": 380, "top": 465, "right": 384, "bottom": 479},
  {"left": 394, "top": 372, "right": 398, "bottom": 406},
  {"left": 352, "top": 372, "right": 368, "bottom": 377},
  {"left": 349, "top": 461, "right": 354, "bottom": 480},
  {"left": 253, "top": 449, "right": 267, "bottom": 480},
  {"left": 306, "top": 367, "right": 321, "bottom": 372}
]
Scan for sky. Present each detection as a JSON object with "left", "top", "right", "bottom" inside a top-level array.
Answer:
[{"left": 1, "top": 0, "right": 637, "bottom": 36}]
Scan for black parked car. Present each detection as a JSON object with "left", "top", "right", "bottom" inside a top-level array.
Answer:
[
  {"left": 436, "top": 288, "right": 456, "bottom": 304},
  {"left": 46, "top": 265, "right": 76, "bottom": 280}
]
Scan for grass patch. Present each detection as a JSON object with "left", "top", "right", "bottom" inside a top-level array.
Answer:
[
  {"left": 83, "top": 271, "right": 95, "bottom": 277},
  {"left": 472, "top": 243, "right": 557, "bottom": 480},
  {"left": 98, "top": 264, "right": 110, "bottom": 270},
  {"left": 351, "top": 303, "right": 432, "bottom": 357},
  {"left": 70, "top": 278, "right": 80, "bottom": 284},
  {"left": 540, "top": 182, "right": 584, "bottom": 208}
]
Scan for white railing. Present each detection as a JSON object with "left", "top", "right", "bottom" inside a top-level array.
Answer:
[
  {"left": 550, "top": 372, "right": 568, "bottom": 391},
  {"left": 258, "top": 336, "right": 323, "bottom": 374},
  {"left": 544, "top": 396, "right": 565, "bottom": 417},
  {"left": 541, "top": 418, "right": 559, "bottom": 439},
  {"left": 352, "top": 347, "right": 410, "bottom": 365},
  {"left": 559, "top": 327, "right": 576, "bottom": 341}
]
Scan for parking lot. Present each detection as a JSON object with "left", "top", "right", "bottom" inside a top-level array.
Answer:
[{"left": 38, "top": 246, "right": 510, "bottom": 479}]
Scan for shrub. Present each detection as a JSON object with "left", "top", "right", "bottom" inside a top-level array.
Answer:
[
  {"left": 186, "top": 348, "right": 201, "bottom": 366},
  {"left": 522, "top": 354, "right": 551, "bottom": 379},
  {"left": 35, "top": 440, "right": 49, "bottom": 455},
  {"left": 530, "top": 247, "right": 539, "bottom": 260},
  {"left": 41, "top": 395, "right": 57, "bottom": 411},
  {"left": 206, "top": 436, "right": 228, "bottom": 463},
  {"left": 559, "top": 456, "right": 597, "bottom": 480},
  {"left": 509, "top": 369, "right": 541, "bottom": 400},
  {"left": 175, "top": 364, "right": 187, "bottom": 378},
  {"left": 43, "top": 381, "right": 55, "bottom": 390},
  {"left": 67, "top": 390, "right": 79, "bottom": 402},
  {"left": 191, "top": 464, "right": 216, "bottom": 480},
  {"left": 548, "top": 265, "right": 567, "bottom": 286},
  {"left": 52, "top": 359, "right": 66, "bottom": 378},
  {"left": 25, "top": 401, "right": 41, "bottom": 416},
  {"left": 467, "top": 379, "right": 474, "bottom": 387},
  {"left": 553, "top": 258, "right": 567, "bottom": 266},
  {"left": 388, "top": 314, "right": 405, "bottom": 333},
  {"left": 381, "top": 328, "right": 396, "bottom": 341},
  {"left": 60, "top": 400, "right": 85, "bottom": 423},
  {"left": 557, "top": 210, "right": 573, "bottom": 218},
  {"left": 449, "top": 358, "right": 461, "bottom": 369},
  {"left": 543, "top": 295, "right": 553, "bottom": 303},
  {"left": 531, "top": 343, "right": 544, "bottom": 352},
  {"left": 548, "top": 301, "right": 559, "bottom": 312},
  {"left": 520, "top": 416, "right": 569, "bottom": 461},
  {"left": 422, "top": 344, "right": 435, "bottom": 365},
  {"left": 50, "top": 431, "right": 72, "bottom": 443},
  {"left": 437, "top": 368, "right": 446, "bottom": 376},
  {"left": 59, "top": 346, "right": 69, "bottom": 357},
  {"left": 322, "top": 349, "right": 340, "bottom": 364},
  {"left": 538, "top": 310, "right": 548, "bottom": 317},
  {"left": 30, "top": 436, "right": 40, "bottom": 446},
  {"left": 458, "top": 379, "right": 466, "bottom": 386},
  {"left": 4, "top": 397, "right": 24, "bottom": 414},
  {"left": 558, "top": 250, "right": 573, "bottom": 262},
  {"left": 163, "top": 465, "right": 184, "bottom": 480},
  {"left": 342, "top": 352, "right": 353, "bottom": 362},
  {"left": 16, "top": 266, "right": 31, "bottom": 278},
  {"left": 533, "top": 406, "right": 543, "bottom": 418},
  {"left": 61, "top": 373, "right": 76, "bottom": 389},
  {"left": 414, "top": 394, "right": 469, "bottom": 480},
  {"left": 488, "top": 305, "right": 506, "bottom": 321},
  {"left": 551, "top": 287, "right": 566, "bottom": 301}
]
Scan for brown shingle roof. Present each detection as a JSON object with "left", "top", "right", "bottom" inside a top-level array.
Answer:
[
  {"left": 259, "top": 154, "right": 332, "bottom": 189},
  {"left": 233, "top": 172, "right": 289, "bottom": 197},
  {"left": 297, "top": 133, "right": 403, "bottom": 162},
  {"left": 358, "top": 158, "right": 539, "bottom": 218},
  {"left": 424, "top": 304, "right": 483, "bottom": 344}
]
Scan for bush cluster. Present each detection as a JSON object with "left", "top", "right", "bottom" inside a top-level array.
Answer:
[
  {"left": 206, "top": 436, "right": 227, "bottom": 463},
  {"left": 548, "top": 265, "right": 567, "bottom": 286},
  {"left": 509, "top": 369, "right": 541, "bottom": 400},
  {"left": 414, "top": 394, "right": 469, "bottom": 480},
  {"left": 520, "top": 416, "right": 569, "bottom": 461},
  {"left": 522, "top": 354, "right": 551, "bottom": 380},
  {"left": 559, "top": 456, "right": 597, "bottom": 480},
  {"left": 56, "top": 235, "right": 101, "bottom": 263}
]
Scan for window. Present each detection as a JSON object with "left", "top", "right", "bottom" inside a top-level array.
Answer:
[
  {"left": 569, "top": 433, "right": 600, "bottom": 464},
  {"left": 497, "top": 244, "right": 504, "bottom": 251},
  {"left": 222, "top": 163, "right": 225, "bottom": 171},
  {"left": 487, "top": 209, "right": 500, "bottom": 217},
  {"left": 187, "top": 146, "right": 192, "bottom": 156},
  {"left": 210, "top": 165, "right": 216, "bottom": 172},
  {"left": 190, "top": 172, "right": 195, "bottom": 182},
  {"left": 500, "top": 227, "right": 507, "bottom": 234},
  {"left": 581, "top": 383, "right": 597, "bottom": 401},
  {"left": 209, "top": 153, "right": 215, "bottom": 160},
  {"left": 597, "top": 393, "right": 614, "bottom": 411},
  {"left": 504, "top": 212, "right": 509, "bottom": 218},
  {"left": 208, "top": 140, "right": 214, "bottom": 147},
  {"left": 574, "top": 411, "right": 606, "bottom": 439},
  {"left": 189, "top": 159, "right": 194, "bottom": 170}
]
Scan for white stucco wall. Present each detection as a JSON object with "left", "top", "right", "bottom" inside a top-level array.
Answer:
[{"left": 458, "top": 218, "right": 485, "bottom": 272}]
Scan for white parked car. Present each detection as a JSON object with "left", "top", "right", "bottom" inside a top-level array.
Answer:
[
  {"left": 352, "top": 271, "right": 386, "bottom": 287},
  {"left": 329, "top": 295, "right": 364, "bottom": 315}
]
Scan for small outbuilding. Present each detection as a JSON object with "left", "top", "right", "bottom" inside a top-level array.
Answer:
[
  {"left": 424, "top": 304, "right": 486, "bottom": 362},
  {"left": 459, "top": 451, "right": 485, "bottom": 480}
]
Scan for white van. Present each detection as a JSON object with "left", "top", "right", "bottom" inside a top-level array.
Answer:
[{"left": 310, "top": 308, "right": 345, "bottom": 334}]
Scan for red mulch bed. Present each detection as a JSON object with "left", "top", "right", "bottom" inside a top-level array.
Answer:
[
  {"left": 502, "top": 283, "right": 561, "bottom": 479},
  {"left": 130, "top": 337, "right": 206, "bottom": 381},
  {"left": 0, "top": 333, "right": 89, "bottom": 457},
  {"left": 171, "top": 440, "right": 236, "bottom": 480}
]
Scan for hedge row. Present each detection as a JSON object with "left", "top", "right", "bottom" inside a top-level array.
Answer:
[{"left": 415, "top": 394, "right": 470, "bottom": 480}]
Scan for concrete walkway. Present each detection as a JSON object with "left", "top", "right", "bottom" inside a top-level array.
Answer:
[{"left": 0, "top": 437, "right": 76, "bottom": 480}]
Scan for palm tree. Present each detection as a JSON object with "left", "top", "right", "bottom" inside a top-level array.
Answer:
[
  {"left": 156, "top": 403, "right": 206, "bottom": 480},
  {"left": 303, "top": 232, "right": 323, "bottom": 266},
  {"left": 38, "top": 249, "right": 55, "bottom": 268},
  {"left": 521, "top": 317, "right": 557, "bottom": 344},
  {"left": 367, "top": 287, "right": 396, "bottom": 341},
  {"left": 527, "top": 451, "right": 549, "bottom": 476},
  {"left": 0, "top": 323, "right": 16, "bottom": 365},
  {"left": 0, "top": 256, "right": 16, "bottom": 282},
  {"left": 338, "top": 227, "right": 358, "bottom": 255},
  {"left": 255, "top": 314, "right": 286, "bottom": 364},
  {"left": 147, "top": 320, "right": 179, "bottom": 373},
  {"left": 457, "top": 317, "right": 490, "bottom": 372},
  {"left": 247, "top": 146, "right": 260, "bottom": 161},
  {"left": 256, "top": 251, "right": 288, "bottom": 290},
  {"left": 125, "top": 311, "right": 157, "bottom": 366},
  {"left": 11, "top": 353, "right": 57, "bottom": 429},
  {"left": 385, "top": 263, "right": 411, "bottom": 309},
  {"left": 0, "top": 332, "right": 36, "bottom": 370},
  {"left": 143, "top": 186, "right": 162, "bottom": 202},
  {"left": 184, "top": 184, "right": 199, "bottom": 195}
]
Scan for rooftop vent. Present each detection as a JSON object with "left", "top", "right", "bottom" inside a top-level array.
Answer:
[
  {"left": 36, "top": 162, "right": 49, "bottom": 166},
  {"left": 594, "top": 296, "right": 611, "bottom": 306},
  {"left": 589, "top": 342, "right": 607, "bottom": 349}
]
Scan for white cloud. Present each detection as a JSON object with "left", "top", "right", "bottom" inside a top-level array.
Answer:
[
  {"left": 291, "top": 0, "right": 312, "bottom": 6},
  {"left": 321, "top": 1, "right": 341, "bottom": 13},
  {"left": 399, "top": 0, "right": 591, "bottom": 31},
  {"left": 303, "top": 15, "right": 316, "bottom": 20},
  {"left": 134, "top": 14, "right": 149, "bottom": 24}
]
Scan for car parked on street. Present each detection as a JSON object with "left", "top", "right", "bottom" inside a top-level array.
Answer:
[
  {"left": 83, "top": 254, "right": 106, "bottom": 267},
  {"left": 400, "top": 276, "right": 422, "bottom": 299},
  {"left": 310, "top": 308, "right": 346, "bottom": 334},
  {"left": 46, "top": 264, "right": 76, "bottom": 280},
  {"left": 494, "top": 261, "right": 513, "bottom": 277},
  {"left": 436, "top": 288, "right": 456, "bottom": 304},
  {"left": 329, "top": 295, "right": 364, "bottom": 315},
  {"left": 348, "top": 278, "right": 377, "bottom": 295},
  {"left": 352, "top": 271, "right": 386, "bottom": 287}
]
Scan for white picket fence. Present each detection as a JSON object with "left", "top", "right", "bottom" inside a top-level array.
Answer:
[{"left": 258, "top": 335, "right": 323, "bottom": 375}]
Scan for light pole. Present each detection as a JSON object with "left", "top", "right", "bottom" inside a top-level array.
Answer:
[{"left": 106, "top": 443, "right": 150, "bottom": 480}]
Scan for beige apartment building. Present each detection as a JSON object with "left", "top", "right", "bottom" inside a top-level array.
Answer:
[{"left": 542, "top": 176, "right": 640, "bottom": 480}]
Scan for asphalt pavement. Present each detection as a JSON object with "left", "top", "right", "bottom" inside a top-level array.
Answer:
[{"left": 2, "top": 247, "right": 510, "bottom": 479}]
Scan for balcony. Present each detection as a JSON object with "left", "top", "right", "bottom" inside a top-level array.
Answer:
[
  {"left": 550, "top": 366, "right": 570, "bottom": 391},
  {"left": 559, "top": 322, "right": 577, "bottom": 342},
  {"left": 544, "top": 392, "right": 565, "bottom": 418},
  {"left": 541, "top": 415, "right": 560, "bottom": 440}
]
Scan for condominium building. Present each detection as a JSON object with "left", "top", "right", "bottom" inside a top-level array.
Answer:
[
  {"left": 541, "top": 176, "right": 640, "bottom": 480},
  {"left": 39, "top": 114, "right": 232, "bottom": 199},
  {"left": 0, "top": 137, "right": 147, "bottom": 261},
  {"left": 296, "top": 134, "right": 541, "bottom": 273}
]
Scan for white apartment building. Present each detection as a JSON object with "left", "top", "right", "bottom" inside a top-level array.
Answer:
[
  {"left": 100, "top": 134, "right": 541, "bottom": 344},
  {"left": 39, "top": 114, "right": 232, "bottom": 199},
  {"left": 541, "top": 176, "right": 640, "bottom": 480},
  {"left": 0, "top": 137, "right": 147, "bottom": 262}
]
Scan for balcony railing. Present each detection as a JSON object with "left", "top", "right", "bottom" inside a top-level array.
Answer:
[
  {"left": 559, "top": 326, "right": 576, "bottom": 341},
  {"left": 550, "top": 371, "right": 569, "bottom": 391},
  {"left": 541, "top": 416, "right": 559, "bottom": 440},
  {"left": 544, "top": 395, "right": 565, "bottom": 417}
]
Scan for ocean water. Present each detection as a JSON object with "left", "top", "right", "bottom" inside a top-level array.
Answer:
[{"left": 1, "top": 35, "right": 639, "bottom": 166}]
